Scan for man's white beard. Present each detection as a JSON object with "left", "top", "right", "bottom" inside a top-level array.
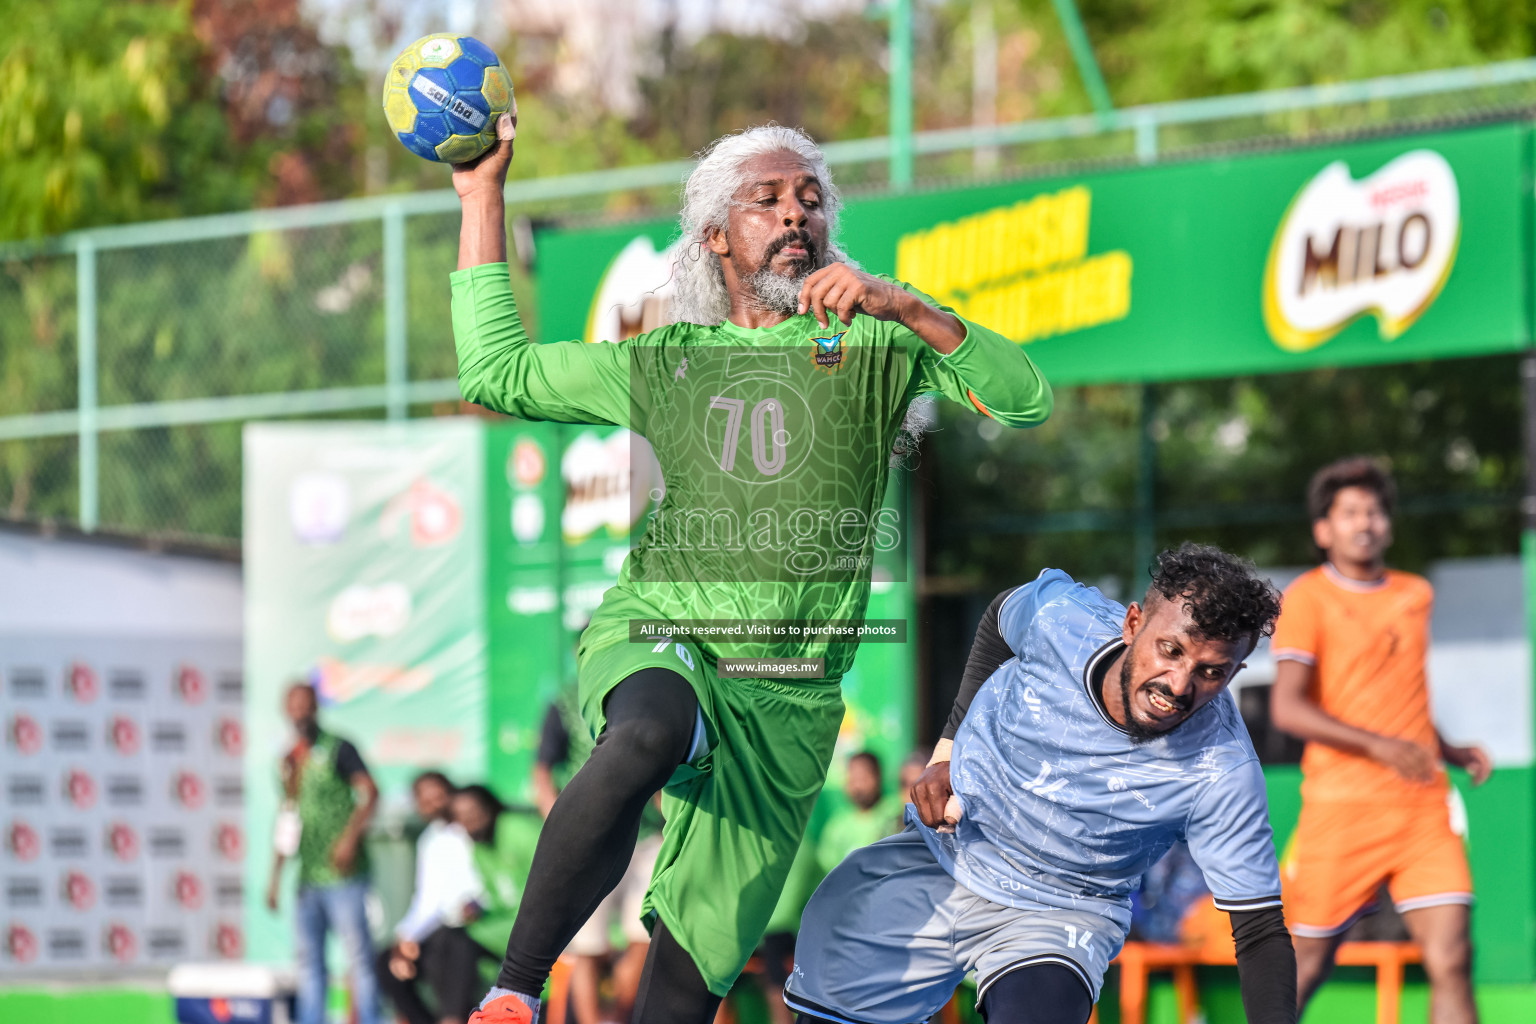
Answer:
[{"left": 747, "top": 262, "right": 813, "bottom": 316}]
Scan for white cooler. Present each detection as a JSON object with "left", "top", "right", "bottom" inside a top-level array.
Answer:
[{"left": 167, "top": 963, "right": 297, "bottom": 1024}]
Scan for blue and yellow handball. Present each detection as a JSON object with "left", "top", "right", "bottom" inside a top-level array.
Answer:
[{"left": 382, "top": 34, "right": 513, "bottom": 163}]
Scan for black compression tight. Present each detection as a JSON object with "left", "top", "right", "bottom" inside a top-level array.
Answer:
[
  {"left": 793, "top": 963, "right": 1092, "bottom": 1024},
  {"left": 979, "top": 963, "right": 1093, "bottom": 1023},
  {"left": 496, "top": 667, "right": 703, "bottom": 1012},
  {"left": 631, "top": 918, "right": 724, "bottom": 1023}
]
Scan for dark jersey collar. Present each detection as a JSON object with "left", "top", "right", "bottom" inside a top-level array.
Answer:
[{"left": 1082, "top": 638, "right": 1133, "bottom": 736}]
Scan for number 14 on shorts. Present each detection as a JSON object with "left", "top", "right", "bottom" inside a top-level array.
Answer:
[{"left": 1063, "top": 924, "right": 1094, "bottom": 954}]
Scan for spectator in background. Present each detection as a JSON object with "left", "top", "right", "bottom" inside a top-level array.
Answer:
[
  {"left": 377, "top": 771, "right": 484, "bottom": 1024},
  {"left": 1270, "top": 457, "right": 1492, "bottom": 1024},
  {"left": 454, "top": 785, "right": 543, "bottom": 970},
  {"left": 266, "top": 682, "right": 381, "bottom": 1024},
  {"left": 533, "top": 689, "right": 662, "bottom": 1024},
  {"left": 817, "top": 751, "right": 901, "bottom": 873}
]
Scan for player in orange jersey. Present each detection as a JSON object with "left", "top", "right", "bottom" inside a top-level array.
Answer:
[{"left": 1270, "top": 456, "right": 1492, "bottom": 1024}]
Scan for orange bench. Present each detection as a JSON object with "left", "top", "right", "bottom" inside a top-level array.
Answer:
[{"left": 1088, "top": 940, "right": 1422, "bottom": 1024}]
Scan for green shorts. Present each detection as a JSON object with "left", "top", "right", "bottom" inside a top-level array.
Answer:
[{"left": 577, "top": 635, "right": 845, "bottom": 995}]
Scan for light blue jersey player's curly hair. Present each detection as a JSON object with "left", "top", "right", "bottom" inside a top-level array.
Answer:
[{"left": 669, "top": 124, "right": 853, "bottom": 327}]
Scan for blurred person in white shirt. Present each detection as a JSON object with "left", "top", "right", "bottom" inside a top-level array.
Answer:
[{"left": 377, "top": 771, "right": 486, "bottom": 1024}]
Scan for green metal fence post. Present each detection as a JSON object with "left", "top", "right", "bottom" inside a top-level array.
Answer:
[
  {"left": 76, "top": 238, "right": 98, "bottom": 532},
  {"left": 384, "top": 203, "right": 408, "bottom": 421},
  {"left": 1135, "top": 115, "right": 1158, "bottom": 163},
  {"left": 889, "top": 0, "right": 914, "bottom": 189},
  {"left": 1051, "top": 0, "right": 1114, "bottom": 117}
]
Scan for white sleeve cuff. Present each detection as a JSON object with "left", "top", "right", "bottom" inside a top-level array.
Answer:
[{"left": 1270, "top": 647, "right": 1316, "bottom": 666}]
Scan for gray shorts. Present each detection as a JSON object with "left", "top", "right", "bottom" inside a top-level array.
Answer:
[{"left": 784, "top": 829, "right": 1120, "bottom": 1024}]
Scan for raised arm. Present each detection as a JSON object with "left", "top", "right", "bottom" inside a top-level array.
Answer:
[
  {"left": 453, "top": 113, "right": 516, "bottom": 270},
  {"left": 448, "top": 113, "right": 637, "bottom": 427}
]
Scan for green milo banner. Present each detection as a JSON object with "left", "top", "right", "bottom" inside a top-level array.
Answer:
[
  {"left": 854, "top": 125, "right": 1526, "bottom": 381},
  {"left": 538, "top": 121, "right": 1528, "bottom": 387}
]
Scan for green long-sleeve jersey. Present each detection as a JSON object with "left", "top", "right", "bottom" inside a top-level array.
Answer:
[{"left": 453, "top": 262, "right": 1051, "bottom": 678}]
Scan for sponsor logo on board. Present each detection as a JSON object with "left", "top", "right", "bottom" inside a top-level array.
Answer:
[{"left": 1263, "top": 149, "right": 1459, "bottom": 351}]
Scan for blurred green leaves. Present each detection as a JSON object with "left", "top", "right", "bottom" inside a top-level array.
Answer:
[
  {"left": 0, "top": 1, "right": 224, "bottom": 238},
  {"left": 0, "top": 0, "right": 367, "bottom": 241}
]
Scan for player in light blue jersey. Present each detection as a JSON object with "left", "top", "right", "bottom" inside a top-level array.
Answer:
[{"left": 786, "top": 543, "right": 1295, "bottom": 1024}]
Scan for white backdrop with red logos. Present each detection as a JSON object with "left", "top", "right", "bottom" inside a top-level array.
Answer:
[{"left": 0, "top": 529, "right": 243, "bottom": 973}]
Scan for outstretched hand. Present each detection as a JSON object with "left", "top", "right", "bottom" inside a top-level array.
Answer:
[{"left": 452, "top": 106, "right": 518, "bottom": 200}]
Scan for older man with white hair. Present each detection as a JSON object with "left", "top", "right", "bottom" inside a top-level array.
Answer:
[{"left": 453, "top": 113, "right": 1053, "bottom": 1024}]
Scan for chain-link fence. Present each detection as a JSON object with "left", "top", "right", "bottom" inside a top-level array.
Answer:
[{"left": 6, "top": 59, "right": 1536, "bottom": 546}]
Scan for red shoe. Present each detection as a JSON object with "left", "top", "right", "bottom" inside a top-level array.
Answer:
[{"left": 467, "top": 994, "right": 535, "bottom": 1024}]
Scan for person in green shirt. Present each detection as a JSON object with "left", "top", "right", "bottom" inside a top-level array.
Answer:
[
  {"left": 265, "top": 683, "right": 381, "bottom": 1024},
  {"left": 459, "top": 113, "right": 1053, "bottom": 1024},
  {"left": 817, "top": 751, "right": 904, "bottom": 873},
  {"left": 452, "top": 785, "right": 542, "bottom": 962}
]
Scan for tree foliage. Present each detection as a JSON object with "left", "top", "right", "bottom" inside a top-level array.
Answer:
[
  {"left": 0, "top": 0, "right": 365, "bottom": 241},
  {"left": 0, "top": 0, "right": 219, "bottom": 238}
]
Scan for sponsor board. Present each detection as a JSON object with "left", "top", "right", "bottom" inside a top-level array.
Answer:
[
  {"left": 1264, "top": 150, "right": 1459, "bottom": 351},
  {"left": 0, "top": 638, "right": 244, "bottom": 970}
]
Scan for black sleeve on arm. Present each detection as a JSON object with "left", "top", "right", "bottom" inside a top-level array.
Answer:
[
  {"left": 535, "top": 704, "right": 570, "bottom": 768},
  {"left": 942, "top": 586, "right": 1020, "bottom": 741},
  {"left": 334, "top": 739, "right": 368, "bottom": 781},
  {"left": 1231, "top": 906, "right": 1297, "bottom": 1024}
]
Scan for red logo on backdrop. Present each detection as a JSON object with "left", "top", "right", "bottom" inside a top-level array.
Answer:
[
  {"left": 175, "top": 664, "right": 206, "bottom": 704},
  {"left": 63, "top": 870, "right": 96, "bottom": 910},
  {"left": 215, "top": 718, "right": 243, "bottom": 756},
  {"left": 67, "top": 662, "right": 99, "bottom": 703},
  {"left": 105, "top": 822, "right": 139, "bottom": 862},
  {"left": 213, "top": 923, "right": 243, "bottom": 960},
  {"left": 104, "top": 923, "right": 136, "bottom": 962},
  {"left": 8, "top": 713, "right": 42, "bottom": 756},
  {"left": 5, "top": 820, "right": 40, "bottom": 862},
  {"left": 6, "top": 923, "right": 39, "bottom": 964},
  {"left": 215, "top": 823, "right": 244, "bottom": 861},
  {"left": 64, "top": 769, "right": 97, "bottom": 810},
  {"left": 381, "top": 477, "right": 463, "bottom": 547},
  {"left": 210, "top": 998, "right": 233, "bottom": 1022},
  {"left": 512, "top": 439, "right": 547, "bottom": 486},
  {"left": 173, "top": 870, "right": 203, "bottom": 910},
  {"left": 108, "top": 716, "right": 141, "bottom": 756},
  {"left": 174, "top": 771, "right": 205, "bottom": 810}
]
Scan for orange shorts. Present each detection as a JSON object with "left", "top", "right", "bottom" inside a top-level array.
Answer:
[{"left": 1283, "top": 796, "right": 1473, "bottom": 938}]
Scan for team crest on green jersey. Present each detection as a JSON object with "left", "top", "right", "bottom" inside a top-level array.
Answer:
[{"left": 810, "top": 331, "right": 847, "bottom": 374}]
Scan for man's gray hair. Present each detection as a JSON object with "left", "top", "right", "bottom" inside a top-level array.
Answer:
[{"left": 669, "top": 125, "right": 850, "bottom": 326}]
